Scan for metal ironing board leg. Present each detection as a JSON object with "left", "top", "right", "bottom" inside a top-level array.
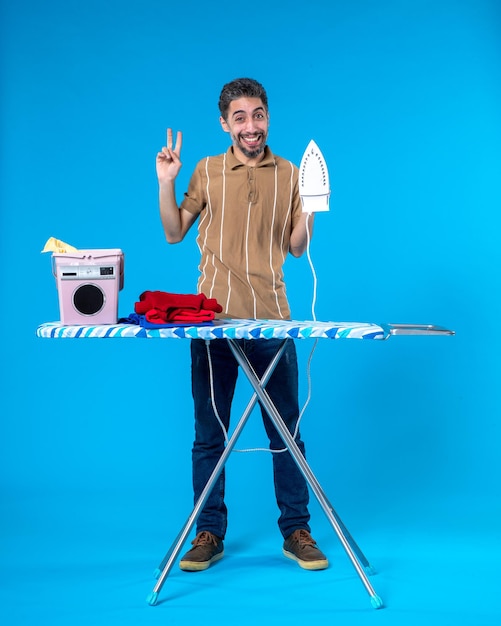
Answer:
[
  {"left": 147, "top": 340, "right": 289, "bottom": 606},
  {"left": 227, "top": 339, "right": 383, "bottom": 610}
]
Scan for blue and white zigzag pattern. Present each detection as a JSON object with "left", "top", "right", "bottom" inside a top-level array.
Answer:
[{"left": 36, "top": 319, "right": 386, "bottom": 340}]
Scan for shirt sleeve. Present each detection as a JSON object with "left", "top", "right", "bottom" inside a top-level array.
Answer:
[
  {"left": 290, "top": 164, "right": 303, "bottom": 230},
  {"left": 179, "top": 160, "right": 206, "bottom": 215}
]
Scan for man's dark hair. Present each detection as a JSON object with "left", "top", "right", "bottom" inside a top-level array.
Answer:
[{"left": 218, "top": 78, "right": 268, "bottom": 120}]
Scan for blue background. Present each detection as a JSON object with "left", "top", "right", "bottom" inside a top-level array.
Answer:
[{"left": 1, "top": 0, "right": 500, "bottom": 624}]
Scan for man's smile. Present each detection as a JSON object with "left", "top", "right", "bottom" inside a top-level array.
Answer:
[{"left": 240, "top": 133, "right": 263, "bottom": 147}]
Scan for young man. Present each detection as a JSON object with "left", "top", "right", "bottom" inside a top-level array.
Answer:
[{"left": 156, "top": 78, "right": 328, "bottom": 572}]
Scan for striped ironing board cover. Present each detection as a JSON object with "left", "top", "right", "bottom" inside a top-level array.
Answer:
[{"left": 36, "top": 319, "right": 387, "bottom": 340}]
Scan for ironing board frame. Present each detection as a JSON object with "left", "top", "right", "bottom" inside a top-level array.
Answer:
[{"left": 36, "top": 320, "right": 454, "bottom": 610}]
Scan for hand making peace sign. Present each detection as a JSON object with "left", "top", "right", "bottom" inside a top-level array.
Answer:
[{"left": 156, "top": 128, "right": 183, "bottom": 183}]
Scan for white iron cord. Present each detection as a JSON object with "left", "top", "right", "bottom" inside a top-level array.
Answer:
[{"left": 207, "top": 212, "right": 318, "bottom": 454}]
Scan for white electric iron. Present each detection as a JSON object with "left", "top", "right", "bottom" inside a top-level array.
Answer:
[{"left": 299, "top": 139, "right": 330, "bottom": 213}]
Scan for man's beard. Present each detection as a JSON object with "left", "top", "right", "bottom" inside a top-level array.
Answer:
[{"left": 233, "top": 132, "right": 266, "bottom": 159}]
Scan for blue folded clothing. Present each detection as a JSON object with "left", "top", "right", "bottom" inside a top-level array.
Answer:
[{"left": 119, "top": 313, "right": 214, "bottom": 329}]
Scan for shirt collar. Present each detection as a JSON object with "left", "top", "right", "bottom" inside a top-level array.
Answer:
[{"left": 226, "top": 145, "right": 276, "bottom": 169}]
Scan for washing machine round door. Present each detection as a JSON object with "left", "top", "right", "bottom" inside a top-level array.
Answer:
[{"left": 73, "top": 283, "right": 105, "bottom": 316}]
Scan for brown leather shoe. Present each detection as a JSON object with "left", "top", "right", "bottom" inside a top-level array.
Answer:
[
  {"left": 179, "top": 531, "right": 224, "bottom": 571},
  {"left": 283, "top": 529, "right": 329, "bottom": 570}
]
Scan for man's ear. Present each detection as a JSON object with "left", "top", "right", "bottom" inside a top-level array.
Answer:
[{"left": 220, "top": 116, "right": 230, "bottom": 133}]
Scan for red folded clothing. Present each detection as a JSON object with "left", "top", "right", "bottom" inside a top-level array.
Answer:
[
  {"left": 135, "top": 290, "right": 223, "bottom": 324},
  {"left": 145, "top": 309, "right": 216, "bottom": 324}
]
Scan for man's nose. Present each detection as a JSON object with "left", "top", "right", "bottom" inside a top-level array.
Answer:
[{"left": 244, "top": 119, "right": 258, "bottom": 132}]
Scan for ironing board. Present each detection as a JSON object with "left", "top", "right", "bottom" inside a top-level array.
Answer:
[{"left": 36, "top": 319, "right": 454, "bottom": 609}]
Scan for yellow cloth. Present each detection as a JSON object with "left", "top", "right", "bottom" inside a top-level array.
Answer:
[{"left": 41, "top": 237, "right": 78, "bottom": 254}]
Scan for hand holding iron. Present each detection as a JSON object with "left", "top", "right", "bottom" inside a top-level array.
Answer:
[{"left": 156, "top": 128, "right": 183, "bottom": 183}]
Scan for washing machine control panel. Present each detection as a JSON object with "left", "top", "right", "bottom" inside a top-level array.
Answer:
[{"left": 58, "top": 265, "right": 117, "bottom": 280}]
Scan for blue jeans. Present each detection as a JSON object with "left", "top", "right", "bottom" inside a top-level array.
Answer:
[{"left": 190, "top": 338, "right": 311, "bottom": 539}]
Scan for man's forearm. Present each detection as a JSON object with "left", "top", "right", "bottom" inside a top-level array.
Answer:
[
  {"left": 159, "top": 181, "right": 183, "bottom": 243},
  {"left": 289, "top": 213, "right": 315, "bottom": 257}
]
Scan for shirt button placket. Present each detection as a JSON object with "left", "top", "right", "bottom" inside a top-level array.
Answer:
[{"left": 248, "top": 167, "right": 256, "bottom": 203}]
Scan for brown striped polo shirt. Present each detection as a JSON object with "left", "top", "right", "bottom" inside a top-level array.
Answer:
[{"left": 180, "top": 146, "right": 303, "bottom": 320}]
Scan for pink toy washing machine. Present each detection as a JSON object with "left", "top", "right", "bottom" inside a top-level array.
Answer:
[{"left": 52, "top": 249, "right": 124, "bottom": 325}]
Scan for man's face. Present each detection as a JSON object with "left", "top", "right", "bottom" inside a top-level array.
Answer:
[{"left": 220, "top": 97, "right": 269, "bottom": 162}]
